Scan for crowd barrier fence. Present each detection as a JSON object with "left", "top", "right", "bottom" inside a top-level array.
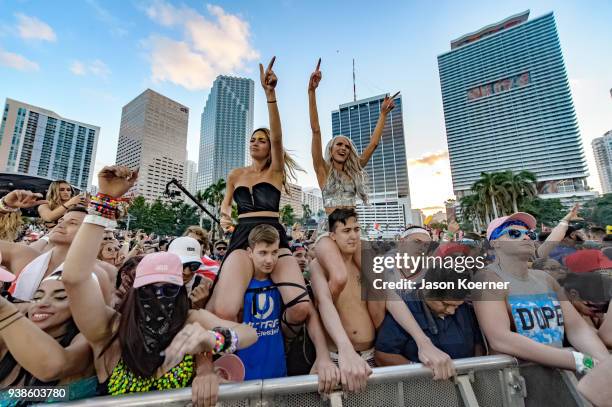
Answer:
[{"left": 43, "top": 354, "right": 593, "bottom": 407}]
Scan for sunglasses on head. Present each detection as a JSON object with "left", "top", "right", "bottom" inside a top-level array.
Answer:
[
  {"left": 137, "top": 284, "right": 181, "bottom": 301},
  {"left": 184, "top": 262, "right": 201, "bottom": 272},
  {"left": 500, "top": 228, "right": 537, "bottom": 240}
]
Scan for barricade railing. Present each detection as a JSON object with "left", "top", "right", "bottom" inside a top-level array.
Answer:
[{"left": 48, "top": 354, "right": 533, "bottom": 407}]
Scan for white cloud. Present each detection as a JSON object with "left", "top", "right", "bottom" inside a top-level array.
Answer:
[
  {"left": 15, "top": 13, "right": 56, "bottom": 42},
  {"left": 0, "top": 48, "right": 39, "bottom": 71},
  {"left": 144, "top": 1, "right": 259, "bottom": 90},
  {"left": 70, "top": 61, "right": 86, "bottom": 75},
  {"left": 70, "top": 59, "right": 111, "bottom": 78}
]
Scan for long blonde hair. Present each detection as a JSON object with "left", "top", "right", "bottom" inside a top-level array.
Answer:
[
  {"left": 0, "top": 212, "right": 22, "bottom": 241},
  {"left": 324, "top": 135, "right": 368, "bottom": 203},
  {"left": 46, "top": 180, "right": 73, "bottom": 210},
  {"left": 253, "top": 128, "right": 304, "bottom": 194}
]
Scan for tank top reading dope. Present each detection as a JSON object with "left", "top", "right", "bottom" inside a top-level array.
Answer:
[
  {"left": 236, "top": 278, "right": 287, "bottom": 380},
  {"left": 489, "top": 263, "right": 564, "bottom": 347}
]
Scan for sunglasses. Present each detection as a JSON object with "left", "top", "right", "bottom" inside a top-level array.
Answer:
[
  {"left": 184, "top": 262, "right": 201, "bottom": 272},
  {"left": 215, "top": 246, "right": 227, "bottom": 251},
  {"left": 500, "top": 228, "right": 537, "bottom": 240},
  {"left": 137, "top": 284, "right": 181, "bottom": 301}
]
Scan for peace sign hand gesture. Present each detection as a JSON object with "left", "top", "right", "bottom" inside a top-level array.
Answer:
[
  {"left": 381, "top": 92, "right": 400, "bottom": 115},
  {"left": 308, "top": 58, "right": 322, "bottom": 92},
  {"left": 259, "top": 56, "right": 277, "bottom": 99}
]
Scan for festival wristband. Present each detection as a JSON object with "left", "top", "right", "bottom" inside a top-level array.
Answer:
[
  {"left": 211, "top": 330, "right": 225, "bottom": 355},
  {"left": 83, "top": 214, "right": 118, "bottom": 229},
  {"left": 573, "top": 351, "right": 595, "bottom": 374},
  {"left": 0, "top": 198, "right": 19, "bottom": 213}
]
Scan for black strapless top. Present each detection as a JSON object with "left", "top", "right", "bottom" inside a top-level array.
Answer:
[{"left": 233, "top": 182, "right": 281, "bottom": 215}]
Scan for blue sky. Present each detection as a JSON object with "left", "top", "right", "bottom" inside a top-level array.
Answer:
[{"left": 1, "top": 0, "right": 610, "bottom": 212}]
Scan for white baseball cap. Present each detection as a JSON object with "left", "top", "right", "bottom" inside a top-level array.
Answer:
[{"left": 168, "top": 237, "right": 203, "bottom": 265}]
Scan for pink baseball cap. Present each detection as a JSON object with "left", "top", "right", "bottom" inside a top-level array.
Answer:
[
  {"left": 133, "top": 252, "right": 183, "bottom": 288},
  {"left": 486, "top": 212, "right": 537, "bottom": 240}
]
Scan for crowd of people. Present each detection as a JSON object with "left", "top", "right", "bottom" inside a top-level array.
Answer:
[{"left": 0, "top": 57, "right": 611, "bottom": 406}]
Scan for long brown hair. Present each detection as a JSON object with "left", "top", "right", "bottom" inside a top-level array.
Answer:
[
  {"left": 251, "top": 127, "right": 303, "bottom": 194},
  {"left": 46, "top": 180, "right": 73, "bottom": 210},
  {"left": 117, "top": 286, "right": 190, "bottom": 378}
]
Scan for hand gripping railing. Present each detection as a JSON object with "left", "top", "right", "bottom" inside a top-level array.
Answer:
[{"left": 47, "top": 355, "right": 521, "bottom": 407}]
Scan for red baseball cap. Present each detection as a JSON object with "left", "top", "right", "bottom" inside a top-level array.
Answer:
[
  {"left": 564, "top": 249, "right": 612, "bottom": 273},
  {"left": 435, "top": 243, "right": 471, "bottom": 258},
  {"left": 133, "top": 252, "right": 183, "bottom": 288}
]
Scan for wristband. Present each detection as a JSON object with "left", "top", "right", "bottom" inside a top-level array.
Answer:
[
  {"left": 228, "top": 329, "right": 238, "bottom": 353},
  {"left": 211, "top": 330, "right": 225, "bottom": 354},
  {"left": 62, "top": 203, "right": 69, "bottom": 210},
  {"left": 83, "top": 214, "right": 118, "bottom": 229},
  {"left": 0, "top": 198, "right": 19, "bottom": 213},
  {"left": 267, "top": 100, "right": 277, "bottom": 104},
  {"left": 573, "top": 351, "right": 595, "bottom": 374}
]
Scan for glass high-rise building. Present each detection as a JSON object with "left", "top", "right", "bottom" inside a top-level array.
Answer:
[
  {"left": 593, "top": 131, "right": 612, "bottom": 194},
  {"left": 0, "top": 98, "right": 99, "bottom": 190},
  {"left": 116, "top": 89, "right": 188, "bottom": 202},
  {"left": 197, "top": 76, "right": 254, "bottom": 192},
  {"left": 331, "top": 94, "right": 412, "bottom": 236},
  {"left": 438, "top": 11, "right": 593, "bottom": 202}
]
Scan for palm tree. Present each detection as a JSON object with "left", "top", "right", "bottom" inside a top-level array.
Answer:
[
  {"left": 501, "top": 170, "right": 537, "bottom": 213},
  {"left": 472, "top": 172, "right": 510, "bottom": 220}
]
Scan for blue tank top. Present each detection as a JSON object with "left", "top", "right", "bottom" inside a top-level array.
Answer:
[{"left": 236, "top": 278, "right": 286, "bottom": 380}]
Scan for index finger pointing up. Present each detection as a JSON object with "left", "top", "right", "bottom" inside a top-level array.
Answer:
[
  {"left": 316, "top": 58, "right": 321, "bottom": 71},
  {"left": 267, "top": 56, "right": 276, "bottom": 71}
]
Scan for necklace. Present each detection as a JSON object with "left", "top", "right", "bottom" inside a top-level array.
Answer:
[{"left": 107, "top": 355, "right": 194, "bottom": 395}]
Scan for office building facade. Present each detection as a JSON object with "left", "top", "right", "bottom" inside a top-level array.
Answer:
[
  {"left": 197, "top": 76, "right": 254, "bottom": 191},
  {"left": 593, "top": 131, "right": 612, "bottom": 194},
  {"left": 280, "top": 182, "right": 303, "bottom": 219},
  {"left": 116, "top": 89, "right": 188, "bottom": 201},
  {"left": 332, "top": 94, "right": 412, "bottom": 237},
  {"left": 438, "top": 11, "right": 593, "bottom": 202},
  {"left": 0, "top": 98, "right": 99, "bottom": 189}
]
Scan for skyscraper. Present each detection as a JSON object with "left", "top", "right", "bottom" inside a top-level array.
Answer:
[
  {"left": 0, "top": 98, "right": 99, "bottom": 190},
  {"left": 593, "top": 131, "right": 612, "bottom": 194},
  {"left": 331, "top": 94, "right": 412, "bottom": 236},
  {"left": 438, "top": 11, "right": 593, "bottom": 203},
  {"left": 116, "top": 89, "right": 188, "bottom": 202},
  {"left": 197, "top": 76, "right": 254, "bottom": 191},
  {"left": 183, "top": 159, "right": 198, "bottom": 195}
]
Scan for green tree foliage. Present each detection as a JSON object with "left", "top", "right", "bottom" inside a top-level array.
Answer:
[
  {"left": 280, "top": 204, "right": 295, "bottom": 226},
  {"left": 459, "top": 170, "right": 538, "bottom": 230},
  {"left": 581, "top": 194, "right": 612, "bottom": 227},
  {"left": 125, "top": 196, "right": 199, "bottom": 235},
  {"left": 518, "top": 197, "right": 565, "bottom": 228}
]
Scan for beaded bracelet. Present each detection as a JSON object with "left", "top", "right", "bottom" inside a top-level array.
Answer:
[
  {"left": 211, "top": 330, "right": 225, "bottom": 354},
  {"left": 0, "top": 198, "right": 19, "bottom": 213},
  {"left": 228, "top": 329, "right": 238, "bottom": 354}
]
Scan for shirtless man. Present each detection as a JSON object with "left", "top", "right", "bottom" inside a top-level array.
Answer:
[
  {"left": 0, "top": 189, "right": 113, "bottom": 303},
  {"left": 310, "top": 208, "right": 374, "bottom": 392}
]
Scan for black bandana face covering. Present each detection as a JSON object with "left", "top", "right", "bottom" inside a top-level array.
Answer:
[{"left": 137, "top": 289, "right": 178, "bottom": 354}]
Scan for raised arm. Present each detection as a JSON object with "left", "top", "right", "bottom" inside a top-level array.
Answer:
[
  {"left": 359, "top": 92, "right": 398, "bottom": 168},
  {"left": 259, "top": 56, "right": 284, "bottom": 172},
  {"left": 37, "top": 194, "right": 84, "bottom": 223},
  {"left": 62, "top": 166, "right": 137, "bottom": 345},
  {"left": 0, "top": 298, "right": 92, "bottom": 382},
  {"left": 308, "top": 58, "right": 327, "bottom": 188},
  {"left": 537, "top": 204, "right": 580, "bottom": 259}
]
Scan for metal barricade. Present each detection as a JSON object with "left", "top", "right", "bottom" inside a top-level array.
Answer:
[{"left": 49, "top": 355, "right": 531, "bottom": 407}]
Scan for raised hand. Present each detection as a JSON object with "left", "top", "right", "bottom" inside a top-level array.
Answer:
[
  {"left": 308, "top": 58, "right": 322, "bottom": 92},
  {"left": 562, "top": 203, "right": 582, "bottom": 222},
  {"left": 381, "top": 92, "right": 399, "bottom": 115},
  {"left": 2, "top": 190, "right": 47, "bottom": 209},
  {"left": 259, "top": 56, "right": 278, "bottom": 98},
  {"left": 98, "top": 165, "right": 138, "bottom": 199}
]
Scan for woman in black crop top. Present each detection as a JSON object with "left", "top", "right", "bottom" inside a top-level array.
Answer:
[{"left": 206, "top": 57, "right": 339, "bottom": 390}]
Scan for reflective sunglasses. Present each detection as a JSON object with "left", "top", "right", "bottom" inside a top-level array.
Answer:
[
  {"left": 137, "top": 284, "right": 181, "bottom": 301},
  {"left": 499, "top": 228, "right": 537, "bottom": 240},
  {"left": 183, "top": 262, "right": 201, "bottom": 272}
]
